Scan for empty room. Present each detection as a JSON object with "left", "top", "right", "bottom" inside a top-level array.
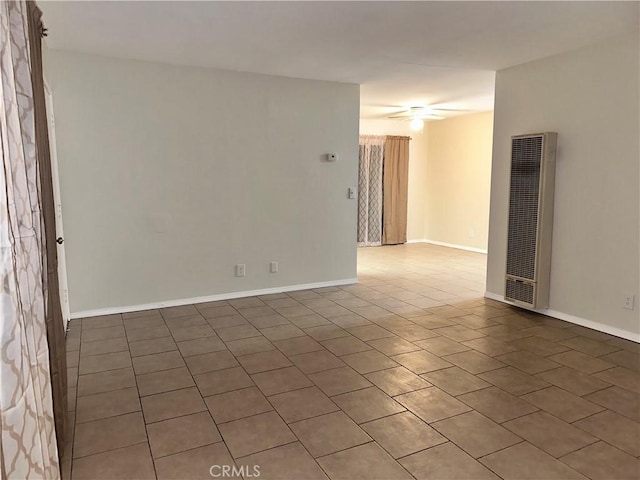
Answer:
[{"left": 1, "top": 2, "right": 638, "bottom": 480}]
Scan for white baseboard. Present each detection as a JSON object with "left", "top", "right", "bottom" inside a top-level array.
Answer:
[
  {"left": 406, "top": 239, "right": 427, "bottom": 244},
  {"left": 484, "top": 291, "right": 640, "bottom": 343},
  {"left": 71, "top": 278, "right": 357, "bottom": 319},
  {"left": 417, "top": 239, "right": 488, "bottom": 254}
]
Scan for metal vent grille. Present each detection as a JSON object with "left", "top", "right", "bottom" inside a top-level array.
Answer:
[
  {"left": 505, "top": 278, "right": 535, "bottom": 305},
  {"left": 506, "top": 136, "right": 543, "bottom": 280}
]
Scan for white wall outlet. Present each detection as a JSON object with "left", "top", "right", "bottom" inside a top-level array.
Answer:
[
  {"left": 468, "top": 228, "right": 475, "bottom": 238},
  {"left": 235, "top": 264, "right": 246, "bottom": 277},
  {"left": 348, "top": 187, "right": 356, "bottom": 199},
  {"left": 623, "top": 294, "right": 635, "bottom": 310},
  {"left": 270, "top": 261, "right": 278, "bottom": 273},
  {"left": 326, "top": 153, "right": 338, "bottom": 162}
]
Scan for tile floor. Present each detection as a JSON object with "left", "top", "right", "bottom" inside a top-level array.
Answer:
[{"left": 62, "top": 243, "right": 640, "bottom": 480}]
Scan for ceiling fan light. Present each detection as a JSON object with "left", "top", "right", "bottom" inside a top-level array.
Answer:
[{"left": 410, "top": 117, "right": 424, "bottom": 131}]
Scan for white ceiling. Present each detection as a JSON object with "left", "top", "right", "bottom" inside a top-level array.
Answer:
[{"left": 40, "top": 1, "right": 638, "bottom": 120}]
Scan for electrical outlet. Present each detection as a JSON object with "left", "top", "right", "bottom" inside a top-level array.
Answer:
[
  {"left": 468, "top": 228, "right": 475, "bottom": 238},
  {"left": 624, "top": 294, "right": 635, "bottom": 310},
  {"left": 270, "top": 261, "right": 278, "bottom": 273},
  {"left": 235, "top": 264, "right": 246, "bottom": 277}
]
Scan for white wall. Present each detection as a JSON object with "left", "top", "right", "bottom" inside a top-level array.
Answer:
[
  {"left": 487, "top": 32, "right": 640, "bottom": 338},
  {"left": 359, "top": 119, "right": 428, "bottom": 241},
  {"left": 425, "top": 112, "right": 493, "bottom": 251},
  {"left": 45, "top": 50, "right": 360, "bottom": 315}
]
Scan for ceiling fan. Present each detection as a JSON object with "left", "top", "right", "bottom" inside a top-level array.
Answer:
[{"left": 386, "top": 105, "right": 470, "bottom": 130}]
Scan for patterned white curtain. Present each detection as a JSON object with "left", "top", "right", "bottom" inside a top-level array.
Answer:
[
  {"left": 0, "top": 1, "right": 60, "bottom": 478},
  {"left": 357, "top": 135, "right": 385, "bottom": 246}
]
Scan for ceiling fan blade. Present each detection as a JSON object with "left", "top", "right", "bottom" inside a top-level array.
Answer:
[{"left": 387, "top": 112, "right": 413, "bottom": 119}]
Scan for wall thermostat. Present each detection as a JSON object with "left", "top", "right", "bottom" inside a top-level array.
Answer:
[{"left": 326, "top": 153, "right": 338, "bottom": 162}]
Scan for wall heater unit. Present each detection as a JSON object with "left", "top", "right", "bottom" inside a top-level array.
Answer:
[{"left": 505, "top": 132, "right": 557, "bottom": 309}]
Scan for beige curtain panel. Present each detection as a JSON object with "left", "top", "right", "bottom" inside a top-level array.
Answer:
[
  {"left": 1, "top": 1, "right": 63, "bottom": 478},
  {"left": 382, "top": 136, "right": 410, "bottom": 245}
]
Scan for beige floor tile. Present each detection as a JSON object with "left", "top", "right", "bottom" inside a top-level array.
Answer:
[
  {"left": 76, "top": 387, "right": 141, "bottom": 423},
  {"left": 216, "top": 324, "right": 262, "bottom": 341},
  {"left": 504, "top": 411, "right": 597, "bottom": 457},
  {"left": 522, "top": 386, "right": 604, "bottom": 422},
  {"left": 496, "top": 350, "right": 561, "bottom": 374},
  {"left": 422, "top": 366, "right": 491, "bottom": 396},
  {"left": 442, "top": 350, "right": 505, "bottom": 374},
  {"left": 346, "top": 324, "right": 395, "bottom": 341},
  {"left": 81, "top": 325, "right": 126, "bottom": 342},
  {"left": 289, "top": 314, "right": 332, "bottom": 328},
  {"left": 434, "top": 324, "right": 486, "bottom": 342},
  {"left": 198, "top": 304, "right": 238, "bottom": 319},
  {"left": 164, "top": 314, "right": 208, "bottom": 330},
  {"left": 478, "top": 366, "right": 550, "bottom": 395},
  {"left": 333, "top": 386, "right": 406, "bottom": 423},
  {"left": 236, "top": 442, "right": 328, "bottom": 480},
  {"left": 548, "top": 350, "right": 614, "bottom": 374},
  {"left": 137, "top": 366, "right": 195, "bottom": 396},
  {"left": 585, "top": 386, "right": 640, "bottom": 421},
  {"left": 309, "top": 366, "right": 372, "bottom": 396},
  {"left": 535, "top": 366, "right": 611, "bottom": 396},
  {"left": 388, "top": 325, "right": 439, "bottom": 342},
  {"left": 391, "top": 350, "right": 453, "bottom": 374},
  {"left": 225, "top": 336, "right": 275, "bottom": 356},
  {"left": 521, "top": 325, "right": 577, "bottom": 342},
  {"left": 341, "top": 349, "right": 398, "bottom": 374},
  {"left": 67, "top": 349, "right": 79, "bottom": 368},
  {"left": 396, "top": 387, "right": 471, "bottom": 423},
  {"left": 66, "top": 336, "right": 80, "bottom": 352},
  {"left": 67, "top": 367, "right": 78, "bottom": 388},
  {"left": 432, "top": 411, "right": 521, "bottom": 458},
  {"left": 170, "top": 324, "right": 217, "bottom": 342},
  {"left": 318, "top": 442, "right": 413, "bottom": 480},
  {"left": 147, "top": 411, "right": 221, "bottom": 458},
  {"left": 194, "top": 366, "right": 254, "bottom": 396},
  {"left": 304, "top": 325, "right": 351, "bottom": 341},
  {"left": 160, "top": 304, "right": 200, "bottom": 319},
  {"left": 599, "top": 349, "right": 640, "bottom": 372},
  {"left": 251, "top": 366, "right": 313, "bottom": 396},
  {"left": 80, "top": 337, "right": 129, "bottom": 357},
  {"left": 273, "top": 336, "right": 324, "bottom": 356},
  {"left": 365, "top": 366, "right": 431, "bottom": 396},
  {"left": 560, "top": 441, "right": 640, "bottom": 480},
  {"left": 132, "top": 350, "right": 186, "bottom": 375},
  {"left": 594, "top": 366, "right": 640, "bottom": 394},
  {"left": 290, "top": 350, "right": 346, "bottom": 374},
  {"left": 574, "top": 410, "right": 640, "bottom": 457},
  {"left": 126, "top": 324, "right": 171, "bottom": 342},
  {"left": 416, "top": 336, "right": 471, "bottom": 356},
  {"left": 205, "top": 387, "right": 272, "bottom": 423},
  {"left": 77, "top": 367, "right": 136, "bottom": 397},
  {"left": 206, "top": 314, "right": 248, "bottom": 329},
  {"left": 129, "top": 336, "right": 178, "bottom": 357},
  {"left": 560, "top": 336, "right": 621, "bottom": 356},
  {"left": 457, "top": 386, "right": 538, "bottom": 423},
  {"left": 362, "top": 411, "right": 446, "bottom": 458},
  {"left": 260, "top": 324, "right": 306, "bottom": 341},
  {"left": 68, "top": 387, "right": 77, "bottom": 411},
  {"left": 78, "top": 351, "right": 132, "bottom": 375},
  {"left": 480, "top": 442, "right": 586, "bottom": 479},
  {"left": 461, "top": 337, "right": 519, "bottom": 356},
  {"left": 290, "top": 411, "right": 371, "bottom": 457},
  {"left": 155, "top": 443, "right": 239, "bottom": 480},
  {"left": 268, "top": 386, "right": 339, "bottom": 423},
  {"left": 122, "top": 309, "right": 160, "bottom": 320},
  {"left": 321, "top": 336, "right": 372, "bottom": 356},
  {"left": 328, "top": 313, "right": 371, "bottom": 328},
  {"left": 123, "top": 314, "right": 166, "bottom": 331},
  {"left": 71, "top": 443, "right": 155, "bottom": 480},
  {"left": 368, "top": 336, "right": 421, "bottom": 356},
  {"left": 248, "top": 314, "right": 291, "bottom": 329},
  {"left": 177, "top": 337, "right": 226, "bottom": 357},
  {"left": 218, "top": 411, "right": 296, "bottom": 458},
  {"left": 400, "top": 442, "right": 500, "bottom": 480},
  {"left": 510, "top": 336, "right": 571, "bottom": 356},
  {"left": 230, "top": 297, "right": 268, "bottom": 309},
  {"left": 237, "top": 349, "right": 292, "bottom": 374},
  {"left": 81, "top": 314, "right": 123, "bottom": 330},
  {"left": 276, "top": 305, "right": 315, "bottom": 318},
  {"left": 141, "top": 387, "right": 207, "bottom": 423},
  {"left": 73, "top": 412, "right": 147, "bottom": 458},
  {"left": 238, "top": 305, "right": 277, "bottom": 319}
]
